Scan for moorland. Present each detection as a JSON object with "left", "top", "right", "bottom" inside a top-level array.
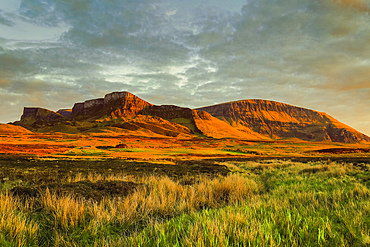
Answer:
[
  {"left": 0, "top": 91, "right": 369, "bottom": 246},
  {"left": 0, "top": 155, "right": 369, "bottom": 246}
]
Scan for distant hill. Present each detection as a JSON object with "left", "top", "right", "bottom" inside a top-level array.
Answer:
[
  {"left": 13, "top": 91, "right": 370, "bottom": 143},
  {"left": 197, "top": 99, "right": 370, "bottom": 143}
]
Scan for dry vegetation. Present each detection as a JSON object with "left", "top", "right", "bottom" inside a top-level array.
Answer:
[{"left": 0, "top": 158, "right": 369, "bottom": 246}]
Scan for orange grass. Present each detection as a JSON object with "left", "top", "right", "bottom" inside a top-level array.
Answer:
[
  {"left": 0, "top": 193, "right": 39, "bottom": 246},
  {"left": 0, "top": 173, "right": 259, "bottom": 244}
]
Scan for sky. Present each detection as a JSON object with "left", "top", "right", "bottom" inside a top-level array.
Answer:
[{"left": 0, "top": 0, "right": 369, "bottom": 136}]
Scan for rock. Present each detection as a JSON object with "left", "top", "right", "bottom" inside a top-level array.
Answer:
[
  {"left": 70, "top": 92, "right": 152, "bottom": 119},
  {"left": 104, "top": 91, "right": 136, "bottom": 105},
  {"left": 20, "top": 107, "right": 64, "bottom": 124},
  {"left": 70, "top": 98, "right": 104, "bottom": 118},
  {"left": 103, "top": 92, "right": 152, "bottom": 118}
]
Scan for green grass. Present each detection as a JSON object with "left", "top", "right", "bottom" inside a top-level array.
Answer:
[
  {"left": 65, "top": 148, "right": 107, "bottom": 156},
  {"left": 123, "top": 160, "right": 370, "bottom": 246},
  {"left": 169, "top": 118, "right": 195, "bottom": 132},
  {"left": 0, "top": 159, "right": 369, "bottom": 246}
]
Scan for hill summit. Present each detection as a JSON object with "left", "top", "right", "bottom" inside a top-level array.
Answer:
[{"left": 14, "top": 91, "right": 370, "bottom": 143}]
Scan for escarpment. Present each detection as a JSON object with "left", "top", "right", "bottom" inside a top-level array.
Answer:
[
  {"left": 70, "top": 92, "right": 152, "bottom": 120},
  {"left": 20, "top": 107, "right": 64, "bottom": 123},
  {"left": 14, "top": 91, "right": 370, "bottom": 143},
  {"left": 197, "top": 99, "right": 370, "bottom": 143}
]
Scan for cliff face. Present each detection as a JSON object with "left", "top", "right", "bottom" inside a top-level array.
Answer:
[
  {"left": 197, "top": 100, "right": 370, "bottom": 143},
  {"left": 20, "top": 107, "right": 64, "bottom": 124},
  {"left": 70, "top": 98, "right": 105, "bottom": 118},
  {"left": 70, "top": 92, "right": 152, "bottom": 119},
  {"left": 103, "top": 92, "right": 153, "bottom": 118}
]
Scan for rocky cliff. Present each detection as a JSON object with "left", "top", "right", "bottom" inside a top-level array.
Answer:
[
  {"left": 70, "top": 92, "right": 152, "bottom": 119},
  {"left": 70, "top": 98, "right": 105, "bottom": 119},
  {"left": 103, "top": 92, "right": 153, "bottom": 119},
  {"left": 197, "top": 100, "right": 370, "bottom": 143},
  {"left": 20, "top": 107, "right": 64, "bottom": 124}
]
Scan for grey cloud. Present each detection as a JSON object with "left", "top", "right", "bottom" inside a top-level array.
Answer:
[
  {"left": 0, "top": 53, "right": 38, "bottom": 85},
  {"left": 0, "top": 13, "right": 15, "bottom": 26},
  {"left": 0, "top": 0, "right": 369, "bottom": 136}
]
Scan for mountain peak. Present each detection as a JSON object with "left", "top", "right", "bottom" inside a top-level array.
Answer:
[
  {"left": 70, "top": 91, "right": 152, "bottom": 119},
  {"left": 104, "top": 91, "right": 136, "bottom": 104}
]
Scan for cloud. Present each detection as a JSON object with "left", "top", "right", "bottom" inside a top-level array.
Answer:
[
  {"left": 0, "top": 55, "right": 25, "bottom": 66},
  {"left": 0, "top": 54, "right": 34, "bottom": 86},
  {"left": 0, "top": 1, "right": 21, "bottom": 13},
  {"left": 0, "top": 0, "right": 369, "bottom": 136},
  {"left": 330, "top": 0, "right": 369, "bottom": 11}
]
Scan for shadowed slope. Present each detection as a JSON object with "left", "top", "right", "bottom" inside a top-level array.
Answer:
[
  {"left": 140, "top": 105, "right": 266, "bottom": 139},
  {"left": 20, "top": 107, "right": 64, "bottom": 124},
  {"left": 101, "top": 115, "right": 194, "bottom": 138},
  {"left": 197, "top": 99, "right": 370, "bottom": 143}
]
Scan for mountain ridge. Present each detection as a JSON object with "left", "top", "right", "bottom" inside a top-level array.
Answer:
[
  {"left": 13, "top": 91, "right": 370, "bottom": 143},
  {"left": 197, "top": 99, "right": 370, "bottom": 143}
]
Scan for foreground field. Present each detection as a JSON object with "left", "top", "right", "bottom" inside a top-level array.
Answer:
[{"left": 0, "top": 157, "right": 369, "bottom": 246}]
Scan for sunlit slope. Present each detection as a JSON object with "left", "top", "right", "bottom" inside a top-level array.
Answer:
[
  {"left": 197, "top": 99, "right": 370, "bottom": 143},
  {"left": 0, "top": 124, "right": 32, "bottom": 135}
]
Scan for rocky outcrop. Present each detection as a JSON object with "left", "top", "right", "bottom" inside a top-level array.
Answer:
[
  {"left": 103, "top": 92, "right": 153, "bottom": 118},
  {"left": 70, "top": 92, "right": 152, "bottom": 119},
  {"left": 70, "top": 98, "right": 105, "bottom": 118},
  {"left": 104, "top": 91, "right": 136, "bottom": 105},
  {"left": 20, "top": 107, "right": 64, "bottom": 124},
  {"left": 197, "top": 99, "right": 370, "bottom": 143}
]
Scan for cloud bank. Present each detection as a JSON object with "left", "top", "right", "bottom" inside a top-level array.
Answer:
[{"left": 0, "top": 0, "right": 369, "bottom": 135}]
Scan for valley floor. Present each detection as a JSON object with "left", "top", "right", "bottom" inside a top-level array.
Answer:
[{"left": 1, "top": 131, "right": 370, "bottom": 161}]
